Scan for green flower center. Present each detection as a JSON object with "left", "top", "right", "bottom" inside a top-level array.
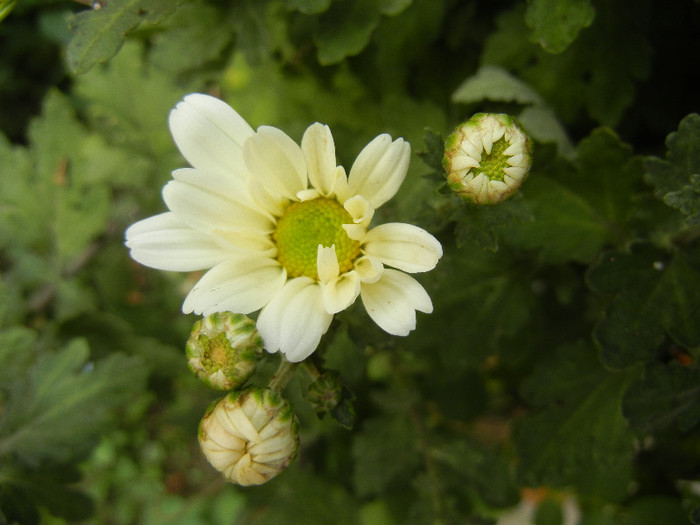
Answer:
[
  {"left": 477, "top": 137, "right": 510, "bottom": 181},
  {"left": 273, "top": 198, "right": 361, "bottom": 280}
]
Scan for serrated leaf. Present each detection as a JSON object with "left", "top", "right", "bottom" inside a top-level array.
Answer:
[
  {"left": 315, "top": 0, "right": 381, "bottom": 65},
  {"left": 455, "top": 196, "right": 534, "bottom": 252},
  {"left": 644, "top": 113, "right": 700, "bottom": 224},
  {"left": 516, "top": 342, "right": 637, "bottom": 500},
  {"left": 518, "top": 105, "right": 574, "bottom": 158},
  {"left": 0, "top": 339, "right": 148, "bottom": 465},
  {"left": 66, "top": 0, "right": 185, "bottom": 74},
  {"left": 525, "top": 0, "right": 595, "bottom": 53},
  {"left": 452, "top": 65, "right": 543, "bottom": 105},
  {"left": 623, "top": 362, "right": 700, "bottom": 434}
]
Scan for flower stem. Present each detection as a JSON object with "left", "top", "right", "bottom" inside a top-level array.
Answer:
[{"left": 268, "top": 358, "right": 298, "bottom": 392}]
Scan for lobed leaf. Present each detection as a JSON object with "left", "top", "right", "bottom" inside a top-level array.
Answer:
[
  {"left": 66, "top": 0, "right": 186, "bottom": 74},
  {"left": 525, "top": 0, "right": 595, "bottom": 53}
]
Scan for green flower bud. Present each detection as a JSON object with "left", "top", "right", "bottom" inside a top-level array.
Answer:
[
  {"left": 198, "top": 387, "right": 299, "bottom": 486},
  {"left": 443, "top": 113, "right": 532, "bottom": 204},
  {"left": 307, "top": 371, "right": 343, "bottom": 415},
  {"left": 186, "top": 312, "right": 263, "bottom": 390}
]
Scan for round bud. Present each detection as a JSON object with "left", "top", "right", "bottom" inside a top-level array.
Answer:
[
  {"left": 186, "top": 312, "right": 263, "bottom": 390},
  {"left": 198, "top": 387, "right": 299, "bottom": 486},
  {"left": 443, "top": 113, "right": 532, "bottom": 204}
]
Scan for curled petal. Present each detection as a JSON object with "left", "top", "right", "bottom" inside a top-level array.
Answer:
[
  {"left": 182, "top": 257, "right": 286, "bottom": 316},
  {"left": 363, "top": 223, "right": 442, "bottom": 273},
  {"left": 343, "top": 194, "right": 374, "bottom": 226},
  {"left": 244, "top": 126, "right": 307, "bottom": 200},
  {"left": 125, "top": 213, "right": 231, "bottom": 271},
  {"left": 302, "top": 123, "right": 338, "bottom": 197},
  {"left": 257, "top": 278, "right": 332, "bottom": 362},
  {"left": 360, "top": 269, "right": 432, "bottom": 336},
  {"left": 347, "top": 134, "right": 410, "bottom": 208},
  {"left": 354, "top": 255, "right": 384, "bottom": 283},
  {"left": 321, "top": 270, "right": 361, "bottom": 314},
  {"left": 169, "top": 93, "right": 254, "bottom": 177}
]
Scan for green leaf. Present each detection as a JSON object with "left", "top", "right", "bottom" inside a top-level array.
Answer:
[
  {"left": 586, "top": 243, "right": 700, "bottom": 368},
  {"left": 66, "top": 0, "right": 185, "bottom": 74},
  {"left": 315, "top": 0, "right": 381, "bottom": 65},
  {"left": 623, "top": 362, "right": 700, "bottom": 433},
  {"left": 455, "top": 196, "right": 534, "bottom": 252},
  {"left": 644, "top": 113, "right": 700, "bottom": 224},
  {"left": 504, "top": 128, "right": 643, "bottom": 263},
  {"left": 0, "top": 339, "right": 148, "bottom": 465},
  {"left": 352, "top": 415, "right": 420, "bottom": 497},
  {"left": 516, "top": 342, "right": 637, "bottom": 500},
  {"left": 525, "top": 0, "right": 595, "bottom": 53},
  {"left": 287, "top": 0, "right": 332, "bottom": 14}
]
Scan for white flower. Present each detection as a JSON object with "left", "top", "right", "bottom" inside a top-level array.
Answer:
[
  {"left": 444, "top": 113, "right": 532, "bottom": 204},
  {"left": 125, "top": 93, "right": 443, "bottom": 362},
  {"left": 198, "top": 387, "right": 298, "bottom": 486}
]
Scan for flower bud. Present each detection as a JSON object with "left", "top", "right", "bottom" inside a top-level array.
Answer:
[
  {"left": 186, "top": 312, "right": 263, "bottom": 390},
  {"left": 443, "top": 113, "right": 532, "bottom": 204},
  {"left": 307, "top": 371, "right": 343, "bottom": 415},
  {"left": 198, "top": 387, "right": 299, "bottom": 486}
]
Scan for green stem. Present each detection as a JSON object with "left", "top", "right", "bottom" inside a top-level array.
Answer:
[{"left": 268, "top": 358, "right": 298, "bottom": 392}]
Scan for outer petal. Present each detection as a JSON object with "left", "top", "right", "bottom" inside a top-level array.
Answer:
[
  {"left": 347, "top": 134, "right": 410, "bottom": 208},
  {"left": 257, "top": 278, "right": 333, "bottom": 362},
  {"left": 182, "top": 257, "right": 286, "bottom": 315},
  {"left": 244, "top": 126, "right": 307, "bottom": 200},
  {"left": 169, "top": 94, "right": 254, "bottom": 177},
  {"left": 302, "top": 123, "right": 338, "bottom": 197},
  {"left": 162, "top": 179, "right": 275, "bottom": 236},
  {"left": 125, "top": 212, "right": 230, "bottom": 271},
  {"left": 363, "top": 223, "right": 442, "bottom": 273},
  {"left": 360, "top": 269, "right": 433, "bottom": 336}
]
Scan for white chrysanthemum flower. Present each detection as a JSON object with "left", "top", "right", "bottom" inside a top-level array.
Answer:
[
  {"left": 125, "top": 94, "right": 443, "bottom": 362},
  {"left": 444, "top": 113, "right": 532, "bottom": 204},
  {"left": 198, "top": 387, "right": 298, "bottom": 486}
]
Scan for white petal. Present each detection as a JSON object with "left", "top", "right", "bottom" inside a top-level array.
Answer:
[
  {"left": 321, "top": 271, "right": 360, "bottom": 314},
  {"left": 341, "top": 224, "right": 366, "bottom": 242},
  {"left": 343, "top": 194, "right": 374, "bottom": 225},
  {"left": 182, "top": 257, "right": 286, "bottom": 315},
  {"left": 347, "top": 134, "right": 411, "bottom": 208},
  {"left": 257, "top": 278, "right": 332, "bottom": 362},
  {"left": 360, "top": 269, "right": 432, "bottom": 336},
  {"left": 244, "top": 126, "right": 306, "bottom": 200},
  {"left": 363, "top": 223, "right": 442, "bottom": 273},
  {"left": 317, "top": 245, "right": 339, "bottom": 283},
  {"left": 162, "top": 179, "right": 275, "bottom": 235},
  {"left": 172, "top": 167, "right": 250, "bottom": 206},
  {"left": 125, "top": 212, "right": 230, "bottom": 271},
  {"left": 302, "top": 123, "right": 338, "bottom": 197},
  {"left": 169, "top": 93, "right": 254, "bottom": 177},
  {"left": 354, "top": 255, "right": 384, "bottom": 283}
]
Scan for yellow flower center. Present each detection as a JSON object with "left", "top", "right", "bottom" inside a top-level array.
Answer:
[
  {"left": 273, "top": 198, "right": 361, "bottom": 280},
  {"left": 477, "top": 137, "right": 510, "bottom": 182}
]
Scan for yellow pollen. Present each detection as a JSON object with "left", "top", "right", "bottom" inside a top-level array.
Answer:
[{"left": 273, "top": 198, "right": 361, "bottom": 280}]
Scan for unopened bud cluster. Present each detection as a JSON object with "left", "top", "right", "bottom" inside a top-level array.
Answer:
[
  {"left": 443, "top": 113, "right": 532, "bottom": 204},
  {"left": 186, "top": 312, "right": 299, "bottom": 485},
  {"left": 198, "top": 387, "right": 299, "bottom": 486}
]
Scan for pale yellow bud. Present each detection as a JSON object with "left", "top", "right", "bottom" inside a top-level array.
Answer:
[{"left": 198, "top": 387, "right": 299, "bottom": 486}]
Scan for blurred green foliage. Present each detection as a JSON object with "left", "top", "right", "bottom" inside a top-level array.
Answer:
[{"left": 0, "top": 0, "right": 699, "bottom": 523}]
